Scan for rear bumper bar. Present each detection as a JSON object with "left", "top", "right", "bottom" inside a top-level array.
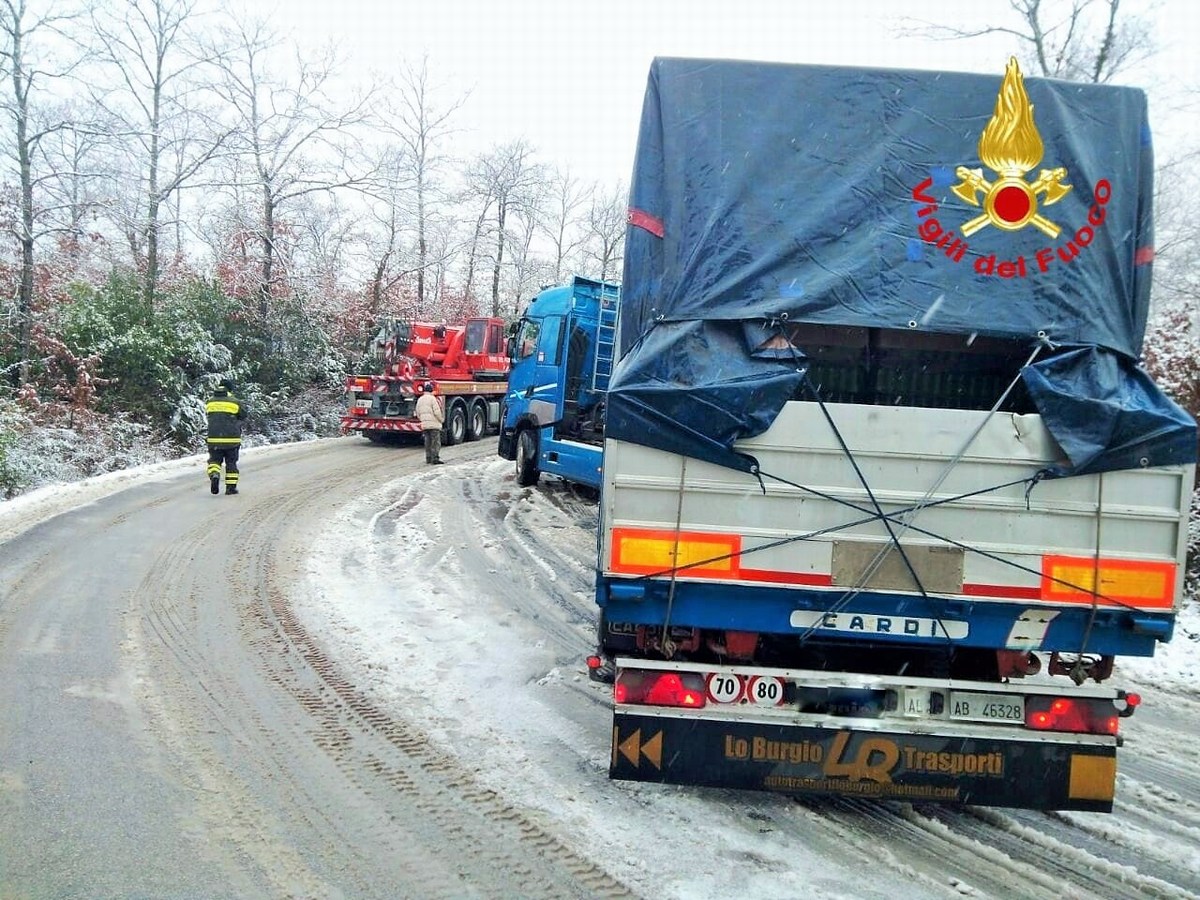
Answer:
[
  {"left": 611, "top": 710, "right": 1117, "bottom": 811},
  {"left": 340, "top": 417, "right": 421, "bottom": 433}
]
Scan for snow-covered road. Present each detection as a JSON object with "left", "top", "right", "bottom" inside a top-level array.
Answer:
[
  {"left": 1, "top": 435, "right": 1198, "bottom": 898},
  {"left": 297, "top": 439, "right": 1200, "bottom": 900}
]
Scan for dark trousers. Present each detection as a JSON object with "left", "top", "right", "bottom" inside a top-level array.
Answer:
[
  {"left": 207, "top": 444, "right": 240, "bottom": 486},
  {"left": 422, "top": 428, "right": 442, "bottom": 463}
]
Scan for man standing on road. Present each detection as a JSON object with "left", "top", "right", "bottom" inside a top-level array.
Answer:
[
  {"left": 414, "top": 381, "right": 445, "bottom": 464},
  {"left": 206, "top": 378, "right": 246, "bottom": 494}
]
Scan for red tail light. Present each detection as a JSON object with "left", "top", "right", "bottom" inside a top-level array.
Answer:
[
  {"left": 614, "top": 670, "right": 707, "bottom": 709},
  {"left": 1025, "top": 696, "right": 1121, "bottom": 735},
  {"left": 1029, "top": 710, "right": 1053, "bottom": 729}
]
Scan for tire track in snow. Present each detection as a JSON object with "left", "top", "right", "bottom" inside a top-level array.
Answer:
[{"left": 131, "top": 439, "right": 638, "bottom": 898}]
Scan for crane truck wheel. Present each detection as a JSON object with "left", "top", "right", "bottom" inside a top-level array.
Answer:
[
  {"left": 444, "top": 402, "right": 467, "bottom": 446},
  {"left": 515, "top": 428, "right": 541, "bottom": 487},
  {"left": 466, "top": 400, "right": 488, "bottom": 442}
]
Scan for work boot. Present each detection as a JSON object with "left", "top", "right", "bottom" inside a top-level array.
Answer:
[
  {"left": 210, "top": 474, "right": 220, "bottom": 495},
  {"left": 431, "top": 459, "right": 444, "bottom": 465},
  {"left": 226, "top": 485, "right": 239, "bottom": 495}
]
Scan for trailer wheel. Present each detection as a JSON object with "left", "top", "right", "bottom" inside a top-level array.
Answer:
[
  {"left": 466, "top": 400, "right": 487, "bottom": 442},
  {"left": 515, "top": 429, "right": 541, "bottom": 487},
  {"left": 444, "top": 402, "right": 467, "bottom": 446},
  {"left": 364, "top": 430, "right": 385, "bottom": 444}
]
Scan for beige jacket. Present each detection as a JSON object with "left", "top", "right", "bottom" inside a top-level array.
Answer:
[{"left": 414, "top": 391, "right": 445, "bottom": 431}]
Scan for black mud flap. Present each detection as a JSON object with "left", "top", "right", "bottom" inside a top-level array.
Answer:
[{"left": 610, "top": 712, "right": 1116, "bottom": 812}]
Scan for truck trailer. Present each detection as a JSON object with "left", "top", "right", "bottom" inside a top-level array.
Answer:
[
  {"left": 591, "top": 57, "right": 1196, "bottom": 811},
  {"left": 498, "top": 277, "right": 619, "bottom": 490},
  {"left": 341, "top": 317, "right": 509, "bottom": 446}
]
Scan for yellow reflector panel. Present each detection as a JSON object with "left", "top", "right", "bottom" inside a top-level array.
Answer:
[
  {"left": 1041, "top": 555, "right": 1175, "bottom": 608},
  {"left": 610, "top": 528, "right": 741, "bottom": 578},
  {"left": 1068, "top": 754, "right": 1116, "bottom": 801}
]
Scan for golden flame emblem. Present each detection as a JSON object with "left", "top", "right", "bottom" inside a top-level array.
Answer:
[{"left": 951, "top": 57, "right": 1072, "bottom": 238}]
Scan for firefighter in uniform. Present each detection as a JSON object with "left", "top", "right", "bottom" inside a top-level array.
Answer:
[{"left": 206, "top": 379, "right": 246, "bottom": 494}]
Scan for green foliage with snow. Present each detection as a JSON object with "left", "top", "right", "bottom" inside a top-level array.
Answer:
[
  {"left": 0, "top": 402, "right": 28, "bottom": 500},
  {"left": 57, "top": 271, "right": 348, "bottom": 448},
  {"left": 61, "top": 273, "right": 223, "bottom": 433}
]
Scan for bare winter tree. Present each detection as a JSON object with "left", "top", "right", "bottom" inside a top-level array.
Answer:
[
  {"left": 470, "top": 140, "right": 545, "bottom": 315},
  {"left": 0, "top": 0, "right": 84, "bottom": 385},
  {"left": 34, "top": 105, "right": 111, "bottom": 275},
  {"left": 900, "top": 0, "right": 1156, "bottom": 83},
  {"left": 507, "top": 204, "right": 552, "bottom": 312},
  {"left": 458, "top": 160, "right": 495, "bottom": 310},
  {"left": 374, "top": 55, "right": 464, "bottom": 311},
  {"left": 360, "top": 143, "right": 415, "bottom": 318},
  {"left": 291, "top": 190, "right": 357, "bottom": 301},
  {"left": 580, "top": 180, "right": 626, "bottom": 284},
  {"left": 423, "top": 215, "right": 457, "bottom": 314},
  {"left": 194, "top": 152, "right": 256, "bottom": 290},
  {"left": 540, "top": 166, "right": 587, "bottom": 283},
  {"left": 1148, "top": 154, "right": 1200, "bottom": 427},
  {"left": 212, "top": 18, "right": 374, "bottom": 321},
  {"left": 90, "top": 0, "right": 231, "bottom": 307}
]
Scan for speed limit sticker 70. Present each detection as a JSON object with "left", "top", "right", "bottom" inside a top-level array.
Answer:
[
  {"left": 746, "top": 676, "right": 787, "bottom": 706},
  {"left": 706, "top": 673, "right": 743, "bottom": 704}
]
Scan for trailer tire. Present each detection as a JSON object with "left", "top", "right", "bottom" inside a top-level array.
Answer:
[
  {"left": 466, "top": 400, "right": 487, "bottom": 442},
  {"left": 515, "top": 429, "right": 541, "bottom": 487},
  {"left": 364, "top": 430, "right": 386, "bottom": 444},
  {"left": 444, "top": 402, "right": 467, "bottom": 446}
]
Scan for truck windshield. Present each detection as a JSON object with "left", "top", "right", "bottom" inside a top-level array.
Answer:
[
  {"left": 465, "top": 319, "right": 486, "bottom": 353},
  {"left": 515, "top": 319, "right": 541, "bottom": 360}
]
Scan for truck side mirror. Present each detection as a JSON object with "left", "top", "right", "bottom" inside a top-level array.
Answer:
[{"left": 508, "top": 319, "right": 524, "bottom": 360}]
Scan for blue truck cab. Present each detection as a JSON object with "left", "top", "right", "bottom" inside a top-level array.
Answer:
[{"left": 497, "top": 276, "right": 619, "bottom": 490}]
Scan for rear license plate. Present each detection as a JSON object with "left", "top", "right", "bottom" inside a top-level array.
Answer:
[{"left": 949, "top": 692, "right": 1024, "bottom": 723}]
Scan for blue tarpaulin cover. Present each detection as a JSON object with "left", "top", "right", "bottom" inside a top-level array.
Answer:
[{"left": 608, "top": 57, "right": 1196, "bottom": 476}]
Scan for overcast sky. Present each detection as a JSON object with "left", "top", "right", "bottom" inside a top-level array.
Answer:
[{"left": 248, "top": 0, "right": 1198, "bottom": 188}]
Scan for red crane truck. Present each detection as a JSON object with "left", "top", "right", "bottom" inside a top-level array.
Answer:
[{"left": 341, "top": 317, "right": 510, "bottom": 445}]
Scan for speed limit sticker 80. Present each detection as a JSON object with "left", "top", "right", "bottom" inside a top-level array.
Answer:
[{"left": 746, "top": 675, "right": 787, "bottom": 706}]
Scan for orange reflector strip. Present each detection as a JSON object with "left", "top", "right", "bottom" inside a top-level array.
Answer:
[
  {"left": 1068, "top": 754, "right": 1116, "bottom": 801},
  {"left": 1041, "top": 555, "right": 1176, "bottom": 609},
  {"left": 610, "top": 527, "right": 741, "bottom": 578}
]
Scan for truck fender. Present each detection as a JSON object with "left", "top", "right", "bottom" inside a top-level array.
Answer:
[{"left": 498, "top": 413, "right": 541, "bottom": 460}]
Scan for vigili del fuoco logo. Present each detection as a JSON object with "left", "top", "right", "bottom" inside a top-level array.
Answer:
[{"left": 910, "top": 57, "right": 1115, "bottom": 279}]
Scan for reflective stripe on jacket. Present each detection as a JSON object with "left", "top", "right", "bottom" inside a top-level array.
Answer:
[{"left": 206, "top": 393, "right": 245, "bottom": 445}]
